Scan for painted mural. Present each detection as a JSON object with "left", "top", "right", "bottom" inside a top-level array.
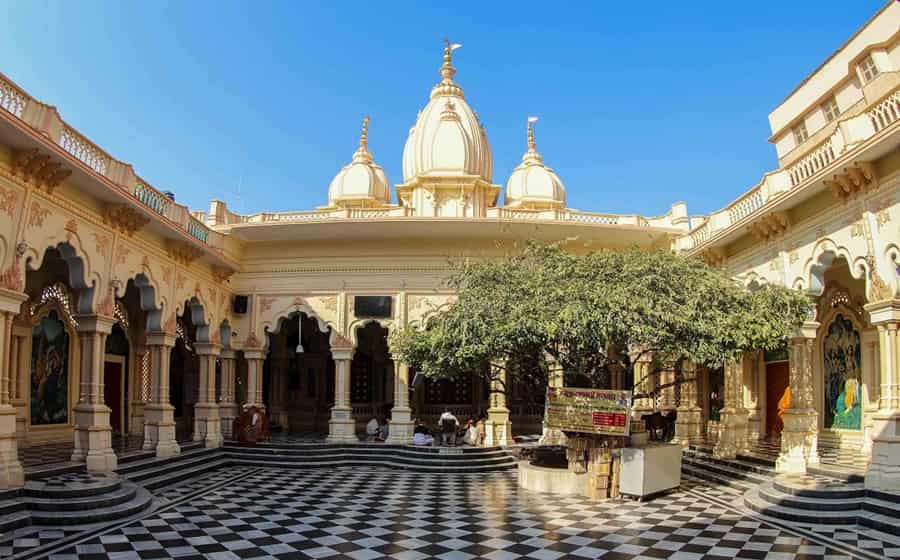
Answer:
[
  {"left": 30, "top": 312, "right": 70, "bottom": 425},
  {"left": 823, "top": 314, "right": 862, "bottom": 430}
]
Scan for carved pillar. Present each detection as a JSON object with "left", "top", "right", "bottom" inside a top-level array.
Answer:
[
  {"left": 745, "top": 352, "right": 764, "bottom": 442},
  {"left": 193, "top": 342, "right": 223, "bottom": 448},
  {"left": 243, "top": 349, "right": 265, "bottom": 411},
  {"left": 10, "top": 324, "right": 29, "bottom": 438},
  {"left": 539, "top": 355, "right": 566, "bottom": 446},
  {"left": 269, "top": 341, "right": 288, "bottom": 428},
  {"left": 143, "top": 332, "right": 180, "bottom": 457},
  {"left": 631, "top": 354, "right": 655, "bottom": 414},
  {"left": 386, "top": 358, "right": 413, "bottom": 443},
  {"left": 714, "top": 355, "right": 751, "bottom": 459},
  {"left": 71, "top": 314, "right": 118, "bottom": 473},
  {"left": 0, "top": 290, "right": 26, "bottom": 489},
  {"left": 219, "top": 349, "right": 239, "bottom": 438},
  {"left": 864, "top": 300, "right": 900, "bottom": 491},
  {"left": 129, "top": 344, "right": 147, "bottom": 437},
  {"left": 486, "top": 364, "right": 511, "bottom": 446},
  {"left": 327, "top": 347, "right": 356, "bottom": 443},
  {"left": 776, "top": 321, "right": 820, "bottom": 473},
  {"left": 673, "top": 361, "right": 702, "bottom": 445}
]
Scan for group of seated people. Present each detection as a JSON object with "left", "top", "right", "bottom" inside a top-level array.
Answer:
[{"left": 412, "top": 410, "right": 487, "bottom": 447}]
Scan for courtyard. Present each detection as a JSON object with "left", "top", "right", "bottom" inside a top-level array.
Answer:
[{"left": 5, "top": 466, "right": 893, "bottom": 560}]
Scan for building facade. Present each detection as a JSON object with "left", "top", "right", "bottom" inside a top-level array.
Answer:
[{"left": 0, "top": 3, "right": 897, "bottom": 493}]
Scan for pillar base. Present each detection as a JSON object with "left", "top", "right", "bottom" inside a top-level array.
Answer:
[
  {"left": 775, "top": 408, "right": 818, "bottom": 474},
  {"left": 486, "top": 407, "right": 511, "bottom": 447},
  {"left": 220, "top": 402, "right": 240, "bottom": 439},
  {"left": 193, "top": 403, "right": 223, "bottom": 448},
  {"left": 713, "top": 407, "right": 749, "bottom": 459},
  {"left": 143, "top": 403, "right": 181, "bottom": 458},
  {"left": 386, "top": 406, "right": 414, "bottom": 444},
  {"left": 672, "top": 407, "right": 702, "bottom": 447},
  {"left": 865, "top": 410, "right": 900, "bottom": 492},
  {"left": 0, "top": 406, "right": 24, "bottom": 489},
  {"left": 327, "top": 407, "right": 357, "bottom": 443},
  {"left": 71, "top": 404, "right": 117, "bottom": 473}
]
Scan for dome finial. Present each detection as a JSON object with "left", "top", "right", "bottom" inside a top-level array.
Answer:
[
  {"left": 352, "top": 115, "right": 373, "bottom": 163},
  {"left": 524, "top": 116, "right": 542, "bottom": 163},
  {"left": 441, "top": 38, "right": 462, "bottom": 83}
]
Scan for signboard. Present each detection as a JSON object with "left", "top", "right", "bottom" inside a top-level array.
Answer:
[{"left": 544, "top": 387, "right": 632, "bottom": 436}]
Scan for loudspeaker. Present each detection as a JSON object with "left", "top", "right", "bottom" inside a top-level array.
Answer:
[{"left": 233, "top": 295, "right": 249, "bottom": 314}]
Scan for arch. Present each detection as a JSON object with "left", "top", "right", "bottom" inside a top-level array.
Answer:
[
  {"left": 25, "top": 241, "right": 98, "bottom": 315},
  {"left": 180, "top": 296, "right": 210, "bottom": 343},
  {"left": 260, "top": 299, "right": 334, "bottom": 350},
  {"left": 348, "top": 318, "right": 394, "bottom": 347},
  {"left": 800, "top": 238, "right": 866, "bottom": 297},
  {"left": 29, "top": 292, "right": 79, "bottom": 427},
  {"left": 742, "top": 271, "right": 771, "bottom": 293},
  {"left": 218, "top": 319, "right": 232, "bottom": 348}
]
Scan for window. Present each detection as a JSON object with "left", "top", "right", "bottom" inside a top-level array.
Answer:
[
  {"left": 821, "top": 96, "right": 840, "bottom": 123},
  {"left": 792, "top": 122, "right": 809, "bottom": 145},
  {"left": 859, "top": 55, "right": 879, "bottom": 83}
]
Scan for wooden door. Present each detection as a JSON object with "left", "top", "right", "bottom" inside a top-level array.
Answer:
[
  {"left": 104, "top": 357, "right": 124, "bottom": 434},
  {"left": 765, "top": 362, "right": 790, "bottom": 436}
]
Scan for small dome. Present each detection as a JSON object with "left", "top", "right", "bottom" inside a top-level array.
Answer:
[
  {"left": 504, "top": 120, "right": 566, "bottom": 208},
  {"left": 401, "top": 41, "right": 493, "bottom": 183},
  {"left": 328, "top": 117, "right": 391, "bottom": 207}
]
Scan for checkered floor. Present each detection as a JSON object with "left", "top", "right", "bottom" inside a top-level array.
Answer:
[
  {"left": 18, "top": 435, "right": 145, "bottom": 467},
  {"left": 42, "top": 467, "right": 893, "bottom": 560}
]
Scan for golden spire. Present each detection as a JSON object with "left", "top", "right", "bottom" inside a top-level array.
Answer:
[
  {"left": 523, "top": 117, "right": 542, "bottom": 163},
  {"left": 432, "top": 39, "right": 464, "bottom": 98},
  {"left": 527, "top": 121, "right": 536, "bottom": 152},
  {"left": 352, "top": 115, "right": 373, "bottom": 163}
]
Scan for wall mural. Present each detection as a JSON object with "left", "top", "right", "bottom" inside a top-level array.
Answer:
[
  {"left": 823, "top": 314, "right": 862, "bottom": 430},
  {"left": 30, "top": 311, "right": 70, "bottom": 425}
]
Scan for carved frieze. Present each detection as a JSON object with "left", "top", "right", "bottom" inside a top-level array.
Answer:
[
  {"left": 102, "top": 203, "right": 150, "bottom": 236},
  {"left": 11, "top": 148, "right": 72, "bottom": 194},
  {"left": 747, "top": 211, "right": 790, "bottom": 242},
  {"left": 166, "top": 240, "right": 204, "bottom": 265},
  {"left": 824, "top": 162, "right": 876, "bottom": 203}
]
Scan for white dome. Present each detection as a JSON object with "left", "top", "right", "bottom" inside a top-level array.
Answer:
[
  {"left": 401, "top": 42, "right": 492, "bottom": 183},
  {"left": 328, "top": 117, "right": 391, "bottom": 207},
  {"left": 504, "top": 121, "right": 566, "bottom": 208}
]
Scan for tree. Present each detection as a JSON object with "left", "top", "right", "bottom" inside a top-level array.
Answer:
[{"left": 390, "top": 242, "right": 809, "bottom": 403}]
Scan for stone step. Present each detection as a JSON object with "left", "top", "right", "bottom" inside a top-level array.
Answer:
[
  {"left": 681, "top": 462, "right": 759, "bottom": 494},
  {"left": 0, "top": 498, "right": 27, "bottom": 517},
  {"left": 683, "top": 449, "right": 776, "bottom": 477},
  {"left": 24, "top": 474, "right": 121, "bottom": 499},
  {"left": 862, "top": 495, "right": 900, "bottom": 519},
  {"left": 117, "top": 447, "right": 218, "bottom": 480},
  {"left": 226, "top": 456, "right": 517, "bottom": 473},
  {"left": 223, "top": 448, "right": 516, "bottom": 467},
  {"left": 859, "top": 510, "right": 900, "bottom": 538},
  {"left": 743, "top": 487, "right": 858, "bottom": 525},
  {"left": 681, "top": 455, "right": 771, "bottom": 486},
  {"left": 771, "top": 475, "right": 865, "bottom": 499},
  {"left": 0, "top": 510, "right": 31, "bottom": 533},
  {"left": 757, "top": 481, "right": 862, "bottom": 511},
  {"left": 135, "top": 457, "right": 232, "bottom": 491},
  {"left": 29, "top": 483, "right": 153, "bottom": 526},
  {"left": 25, "top": 482, "right": 137, "bottom": 512},
  {"left": 230, "top": 442, "right": 509, "bottom": 457}
]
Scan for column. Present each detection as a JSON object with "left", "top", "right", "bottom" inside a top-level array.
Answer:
[
  {"left": 713, "top": 355, "right": 751, "bottom": 459},
  {"left": 327, "top": 348, "right": 356, "bottom": 443},
  {"left": 142, "top": 332, "right": 180, "bottom": 457},
  {"left": 219, "top": 349, "right": 239, "bottom": 438},
  {"left": 865, "top": 300, "right": 900, "bottom": 491},
  {"left": 129, "top": 344, "right": 147, "bottom": 437},
  {"left": 269, "top": 343, "right": 288, "bottom": 428},
  {"left": 776, "top": 321, "right": 820, "bottom": 473},
  {"left": 243, "top": 349, "right": 265, "bottom": 411},
  {"left": 10, "top": 324, "right": 29, "bottom": 438},
  {"left": 539, "top": 355, "right": 566, "bottom": 446},
  {"left": 71, "top": 315, "right": 118, "bottom": 473},
  {"left": 386, "top": 358, "right": 414, "bottom": 443},
  {"left": 486, "top": 365, "right": 511, "bottom": 446},
  {"left": 0, "top": 289, "right": 26, "bottom": 489},
  {"left": 673, "top": 361, "right": 702, "bottom": 446},
  {"left": 631, "top": 355, "right": 656, "bottom": 415},
  {"left": 193, "top": 342, "right": 223, "bottom": 448}
]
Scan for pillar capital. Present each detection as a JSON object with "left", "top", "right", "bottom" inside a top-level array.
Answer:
[
  {"left": 332, "top": 348, "right": 353, "bottom": 361},
  {"left": 0, "top": 288, "right": 27, "bottom": 315},
  {"left": 194, "top": 342, "right": 221, "bottom": 357},
  {"left": 790, "top": 321, "right": 820, "bottom": 341},
  {"left": 73, "top": 314, "right": 115, "bottom": 334},
  {"left": 220, "top": 348, "right": 236, "bottom": 360},
  {"left": 243, "top": 349, "right": 265, "bottom": 361},
  {"left": 865, "top": 299, "right": 900, "bottom": 327},
  {"left": 146, "top": 331, "right": 176, "bottom": 348}
]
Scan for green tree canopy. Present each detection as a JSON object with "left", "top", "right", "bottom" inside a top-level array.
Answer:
[{"left": 391, "top": 242, "right": 809, "bottom": 400}]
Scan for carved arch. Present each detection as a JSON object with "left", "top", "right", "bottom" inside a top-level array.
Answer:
[
  {"left": 25, "top": 241, "right": 98, "bottom": 315},
  {"left": 800, "top": 238, "right": 867, "bottom": 297}
]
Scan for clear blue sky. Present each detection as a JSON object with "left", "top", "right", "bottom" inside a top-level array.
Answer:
[{"left": 1, "top": 1, "right": 886, "bottom": 217}]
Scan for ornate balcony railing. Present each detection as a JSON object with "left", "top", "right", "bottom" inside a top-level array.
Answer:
[
  {"left": 0, "top": 72, "right": 223, "bottom": 252},
  {"left": 684, "top": 84, "right": 900, "bottom": 252}
]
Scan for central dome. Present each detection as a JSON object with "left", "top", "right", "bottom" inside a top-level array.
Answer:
[{"left": 401, "top": 41, "right": 493, "bottom": 183}]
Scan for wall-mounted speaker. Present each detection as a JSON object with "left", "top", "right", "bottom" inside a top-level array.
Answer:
[{"left": 233, "top": 295, "right": 249, "bottom": 314}]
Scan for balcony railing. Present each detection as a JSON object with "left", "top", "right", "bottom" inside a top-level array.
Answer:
[
  {"left": 684, "top": 84, "right": 900, "bottom": 252},
  {"left": 0, "top": 72, "right": 223, "bottom": 252}
]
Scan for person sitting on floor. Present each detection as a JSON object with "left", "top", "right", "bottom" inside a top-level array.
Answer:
[
  {"left": 412, "top": 421, "right": 434, "bottom": 446},
  {"left": 461, "top": 417, "right": 478, "bottom": 446},
  {"left": 366, "top": 416, "right": 380, "bottom": 441},
  {"left": 439, "top": 409, "right": 459, "bottom": 446}
]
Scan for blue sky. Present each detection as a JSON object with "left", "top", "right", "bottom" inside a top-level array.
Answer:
[{"left": 1, "top": 1, "right": 886, "bottom": 217}]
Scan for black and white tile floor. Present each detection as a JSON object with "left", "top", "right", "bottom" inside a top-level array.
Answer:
[{"left": 38, "top": 467, "right": 898, "bottom": 560}]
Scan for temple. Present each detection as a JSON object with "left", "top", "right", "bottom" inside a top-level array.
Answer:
[{"left": 0, "top": 1, "right": 897, "bottom": 502}]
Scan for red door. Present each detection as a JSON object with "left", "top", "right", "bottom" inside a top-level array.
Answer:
[
  {"left": 765, "top": 362, "right": 790, "bottom": 436},
  {"left": 104, "top": 360, "right": 123, "bottom": 434}
]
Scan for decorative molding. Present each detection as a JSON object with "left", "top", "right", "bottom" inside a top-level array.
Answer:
[
  {"left": 866, "top": 255, "right": 893, "bottom": 302},
  {"left": 244, "top": 331, "right": 261, "bottom": 348},
  {"left": 161, "top": 265, "right": 172, "bottom": 286},
  {"left": 331, "top": 332, "right": 353, "bottom": 349},
  {"left": 166, "top": 240, "right": 204, "bottom": 265},
  {"left": 0, "top": 260, "right": 23, "bottom": 291},
  {"left": 747, "top": 211, "right": 790, "bottom": 242},
  {"left": 212, "top": 266, "right": 234, "bottom": 283},
  {"left": 93, "top": 232, "right": 110, "bottom": 258},
  {"left": 102, "top": 203, "right": 150, "bottom": 236},
  {"left": 11, "top": 148, "right": 72, "bottom": 194},
  {"left": 824, "top": 162, "right": 876, "bottom": 203},
  {"left": 700, "top": 247, "right": 727, "bottom": 268},
  {"left": 27, "top": 201, "right": 50, "bottom": 228},
  {"left": 115, "top": 244, "right": 130, "bottom": 266},
  {"left": 0, "top": 186, "right": 18, "bottom": 218}
]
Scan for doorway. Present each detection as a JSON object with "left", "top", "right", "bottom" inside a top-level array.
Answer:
[
  {"left": 765, "top": 361, "right": 790, "bottom": 436},
  {"left": 104, "top": 355, "right": 126, "bottom": 434}
]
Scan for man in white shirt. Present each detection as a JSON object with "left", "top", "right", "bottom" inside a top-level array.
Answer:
[{"left": 439, "top": 409, "right": 459, "bottom": 446}]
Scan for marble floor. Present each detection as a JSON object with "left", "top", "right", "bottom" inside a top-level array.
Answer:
[{"left": 36, "top": 467, "right": 899, "bottom": 560}]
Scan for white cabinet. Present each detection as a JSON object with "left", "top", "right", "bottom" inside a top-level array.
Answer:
[{"left": 618, "top": 443, "right": 682, "bottom": 499}]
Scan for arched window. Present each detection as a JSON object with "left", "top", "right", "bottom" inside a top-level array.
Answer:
[
  {"left": 823, "top": 314, "right": 862, "bottom": 430},
  {"left": 30, "top": 311, "right": 70, "bottom": 425}
]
